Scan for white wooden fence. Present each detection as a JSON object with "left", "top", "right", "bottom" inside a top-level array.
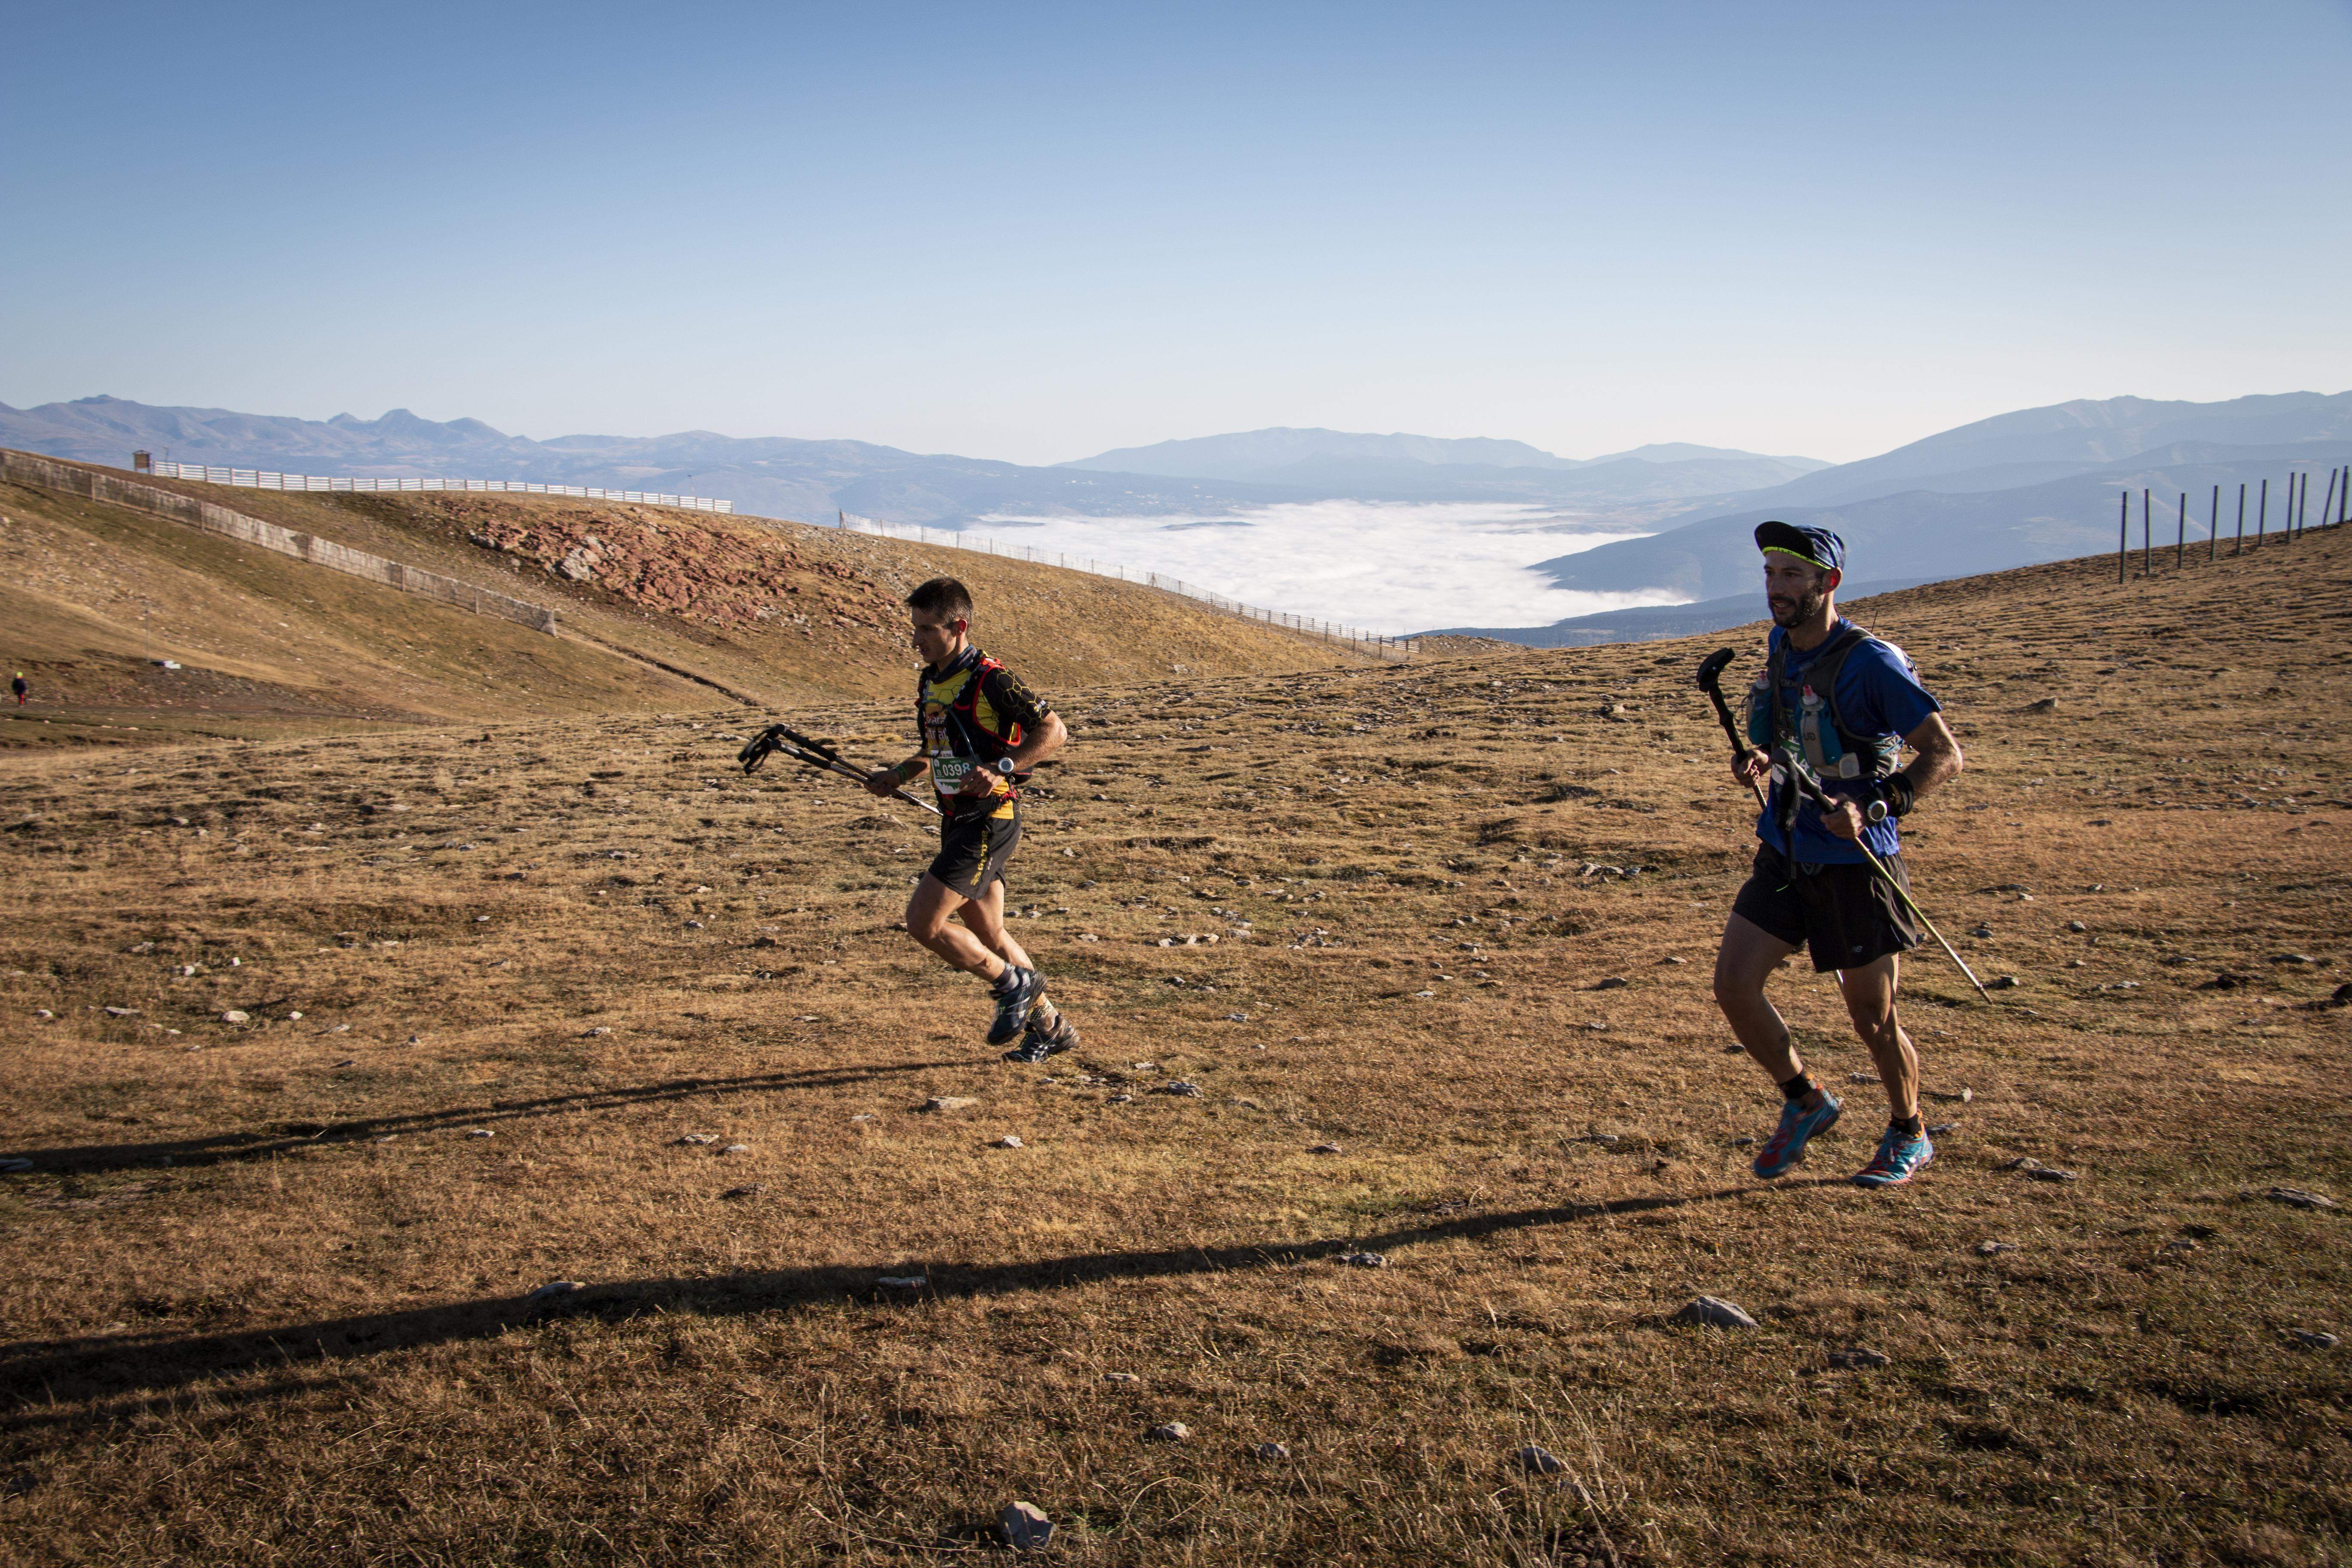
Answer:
[
  {"left": 834, "top": 511, "right": 1418, "bottom": 662},
  {"left": 6, "top": 450, "right": 557, "bottom": 634},
  {"left": 141, "top": 459, "right": 732, "bottom": 514}
]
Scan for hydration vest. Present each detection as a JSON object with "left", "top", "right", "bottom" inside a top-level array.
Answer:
[
  {"left": 919, "top": 649, "right": 1032, "bottom": 798},
  {"left": 1747, "top": 625, "right": 1902, "bottom": 839}
]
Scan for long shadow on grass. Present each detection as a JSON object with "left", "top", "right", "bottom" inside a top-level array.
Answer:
[
  {"left": 0, "top": 1178, "right": 1841, "bottom": 1426},
  {"left": 7, "top": 1059, "right": 968, "bottom": 1174}
]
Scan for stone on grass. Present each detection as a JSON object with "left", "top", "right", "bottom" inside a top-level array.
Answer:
[
  {"left": 720, "top": 1143, "right": 751, "bottom": 1155},
  {"left": 1848, "top": 1071, "right": 1879, "bottom": 1083},
  {"left": 1593, "top": 976, "right": 1629, "bottom": 990},
  {"left": 104, "top": 1006, "right": 138, "bottom": 1018},
  {"left": 2066, "top": 920, "right": 2089, "bottom": 933},
  {"left": 2268, "top": 1187, "right": 2336, "bottom": 1210},
  {"left": 1155, "top": 1081, "right": 1204, "bottom": 1097},
  {"left": 220, "top": 1010, "right": 250, "bottom": 1024},
  {"left": 1309, "top": 1142, "right": 1343, "bottom": 1155},
  {"left": 1977, "top": 1240, "right": 2017, "bottom": 1255},
  {"left": 2028, "top": 1166, "right": 2077, "bottom": 1182},
  {"left": 1000, "top": 1501, "right": 1054, "bottom": 1553},
  {"left": 996, "top": 1135, "right": 1025, "bottom": 1149},
  {"left": 1148, "top": 1422, "right": 1191, "bottom": 1442},
  {"left": 923, "top": 1096, "right": 978, "bottom": 1114},
  {"left": 1829, "top": 1347, "right": 1891, "bottom": 1369},
  {"left": 721, "top": 1185, "right": 762, "bottom": 1200},
  {"left": 1516, "top": 1444, "right": 1566, "bottom": 1475},
  {"left": 1341, "top": 1251, "right": 1388, "bottom": 1269},
  {"left": 1670, "top": 1296, "right": 1757, "bottom": 1329},
  {"left": 527, "top": 1280, "right": 579, "bottom": 1304},
  {"left": 465, "top": 1128, "right": 493, "bottom": 1139},
  {"left": 1927, "top": 1087, "right": 1973, "bottom": 1103},
  {"left": 2288, "top": 1330, "right": 2340, "bottom": 1351},
  {"left": 1103, "top": 1372, "right": 1140, "bottom": 1384},
  {"left": 2272, "top": 953, "right": 2315, "bottom": 966},
  {"left": 677, "top": 1133, "right": 719, "bottom": 1145},
  {"left": 1928, "top": 1123, "right": 1959, "bottom": 1135},
  {"left": 1990, "top": 975, "right": 2021, "bottom": 989},
  {"left": 583, "top": 1026, "right": 612, "bottom": 1036}
]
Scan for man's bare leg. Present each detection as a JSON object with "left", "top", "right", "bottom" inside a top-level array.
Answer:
[
  {"left": 1837, "top": 955, "right": 1920, "bottom": 1123},
  {"left": 905, "top": 874, "right": 1006, "bottom": 979},
  {"left": 1712, "top": 913, "right": 1815, "bottom": 1091},
  {"left": 959, "top": 879, "right": 1071, "bottom": 1037}
]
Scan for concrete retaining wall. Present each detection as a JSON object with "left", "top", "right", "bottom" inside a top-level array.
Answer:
[{"left": 2, "top": 450, "right": 557, "bottom": 635}]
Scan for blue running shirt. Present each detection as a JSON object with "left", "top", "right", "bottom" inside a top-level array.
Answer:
[{"left": 1754, "top": 620, "right": 1942, "bottom": 865}]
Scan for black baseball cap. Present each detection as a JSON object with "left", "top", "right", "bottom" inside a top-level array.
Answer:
[{"left": 1755, "top": 520, "right": 1844, "bottom": 573}]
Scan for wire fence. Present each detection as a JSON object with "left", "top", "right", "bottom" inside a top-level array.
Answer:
[
  {"left": 2115, "top": 463, "right": 2347, "bottom": 579},
  {"left": 137, "top": 457, "right": 732, "bottom": 514},
  {"left": 832, "top": 510, "right": 1418, "bottom": 662}
]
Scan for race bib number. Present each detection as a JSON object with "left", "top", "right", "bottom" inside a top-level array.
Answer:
[{"left": 930, "top": 755, "right": 972, "bottom": 792}]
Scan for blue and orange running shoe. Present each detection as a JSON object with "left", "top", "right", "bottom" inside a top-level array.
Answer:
[
  {"left": 1852, "top": 1125, "right": 1935, "bottom": 1188},
  {"left": 1752, "top": 1091, "right": 1841, "bottom": 1179}
]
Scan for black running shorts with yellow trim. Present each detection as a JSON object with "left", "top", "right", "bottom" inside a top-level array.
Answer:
[
  {"left": 929, "top": 800, "right": 1022, "bottom": 898},
  {"left": 1731, "top": 841, "right": 1923, "bottom": 973}
]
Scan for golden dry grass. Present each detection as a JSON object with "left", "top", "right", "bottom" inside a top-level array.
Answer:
[{"left": 2, "top": 519, "right": 2349, "bottom": 1566}]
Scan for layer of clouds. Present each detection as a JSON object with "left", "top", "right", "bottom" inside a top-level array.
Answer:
[{"left": 880, "top": 500, "right": 1682, "bottom": 636}]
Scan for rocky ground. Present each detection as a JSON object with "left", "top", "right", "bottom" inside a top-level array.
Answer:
[{"left": 0, "top": 524, "right": 2348, "bottom": 1565}]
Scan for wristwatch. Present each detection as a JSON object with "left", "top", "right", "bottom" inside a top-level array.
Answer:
[{"left": 991, "top": 756, "right": 1017, "bottom": 777}]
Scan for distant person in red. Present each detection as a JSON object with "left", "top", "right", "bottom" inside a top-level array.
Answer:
[{"left": 10, "top": 672, "right": 24, "bottom": 707}]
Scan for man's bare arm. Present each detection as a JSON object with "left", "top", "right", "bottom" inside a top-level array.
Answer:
[{"left": 1901, "top": 712, "right": 1963, "bottom": 798}]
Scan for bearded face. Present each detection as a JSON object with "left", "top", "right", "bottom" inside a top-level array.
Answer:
[{"left": 1764, "top": 559, "right": 1832, "bottom": 628}]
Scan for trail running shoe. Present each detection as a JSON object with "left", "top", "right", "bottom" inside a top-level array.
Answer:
[
  {"left": 986, "top": 965, "right": 1045, "bottom": 1046},
  {"left": 1003, "top": 1008, "right": 1080, "bottom": 1065},
  {"left": 1752, "top": 1091, "right": 1843, "bottom": 1179},
  {"left": 1852, "top": 1126, "right": 1935, "bottom": 1188}
]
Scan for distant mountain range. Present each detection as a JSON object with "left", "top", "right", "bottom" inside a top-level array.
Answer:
[
  {"left": 1057, "top": 427, "right": 1832, "bottom": 502},
  {"left": 6, "top": 389, "right": 2344, "bottom": 646},
  {"left": 1427, "top": 390, "right": 2350, "bottom": 642}
]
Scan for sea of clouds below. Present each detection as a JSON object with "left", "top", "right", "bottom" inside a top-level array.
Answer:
[{"left": 867, "top": 500, "right": 1685, "bottom": 637}]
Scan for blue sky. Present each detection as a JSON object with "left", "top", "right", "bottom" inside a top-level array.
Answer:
[{"left": 5, "top": 1, "right": 2347, "bottom": 464}]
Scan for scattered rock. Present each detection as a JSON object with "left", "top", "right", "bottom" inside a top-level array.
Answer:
[
  {"left": 526, "top": 1280, "right": 579, "bottom": 1304},
  {"left": 2267, "top": 1187, "right": 2337, "bottom": 1210},
  {"left": 1341, "top": 1251, "right": 1388, "bottom": 1268},
  {"left": 1732, "top": 1135, "right": 1756, "bottom": 1147},
  {"left": 1516, "top": 1444, "right": 1566, "bottom": 1475},
  {"left": 1256, "top": 1441, "right": 1291, "bottom": 1461},
  {"left": 1977, "top": 1240, "right": 2017, "bottom": 1255},
  {"left": 1155, "top": 1081, "right": 1204, "bottom": 1097},
  {"left": 1926, "top": 1087, "right": 1973, "bottom": 1103},
  {"left": 1990, "top": 975, "right": 2021, "bottom": 989},
  {"left": 2288, "top": 1330, "right": 2340, "bottom": 1351},
  {"left": 996, "top": 1135, "right": 1025, "bottom": 1149},
  {"left": 331, "top": 1058, "right": 356, "bottom": 1069},
  {"left": 720, "top": 1143, "right": 751, "bottom": 1155},
  {"left": 2028, "top": 1166, "right": 2077, "bottom": 1182},
  {"left": 1969, "top": 925, "right": 1993, "bottom": 939},
  {"left": 1309, "top": 1142, "right": 1343, "bottom": 1155},
  {"left": 103, "top": 1006, "right": 138, "bottom": 1018},
  {"left": 465, "top": 1128, "right": 493, "bottom": 1139},
  {"left": 2272, "top": 953, "right": 2315, "bottom": 966},
  {"left": 1592, "top": 976, "right": 1629, "bottom": 990},
  {"left": 2028, "top": 697, "right": 2059, "bottom": 712},
  {"left": 923, "top": 1096, "right": 978, "bottom": 1114},
  {"left": 1670, "top": 1295, "right": 1757, "bottom": 1329},
  {"left": 2066, "top": 920, "right": 2089, "bottom": 933},
  {"left": 220, "top": 1010, "right": 249, "bottom": 1024},
  {"left": 677, "top": 1133, "right": 720, "bottom": 1145},
  {"left": 1148, "top": 1422, "right": 1191, "bottom": 1442},
  {"left": 720, "top": 1184, "right": 762, "bottom": 1200},
  {"left": 583, "top": 1025, "right": 613, "bottom": 1036},
  {"left": 1103, "top": 1372, "right": 1140, "bottom": 1384},
  {"left": 1828, "top": 1346, "right": 1891, "bottom": 1369},
  {"left": 1848, "top": 1071, "right": 1879, "bottom": 1083},
  {"left": 33, "top": 1010, "right": 52, "bottom": 1021},
  {"left": 1928, "top": 1123, "right": 1959, "bottom": 1135},
  {"left": 1108, "top": 1093, "right": 1133, "bottom": 1104},
  {"left": 1000, "top": 1501, "right": 1054, "bottom": 1553}
]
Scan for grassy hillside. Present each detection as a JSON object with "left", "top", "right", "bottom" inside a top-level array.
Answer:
[
  {"left": 1, "top": 461, "right": 1384, "bottom": 750},
  {"left": 1, "top": 520, "right": 2348, "bottom": 1564}
]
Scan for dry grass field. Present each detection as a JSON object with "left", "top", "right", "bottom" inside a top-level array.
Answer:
[{"left": 2, "top": 504, "right": 2349, "bottom": 1565}]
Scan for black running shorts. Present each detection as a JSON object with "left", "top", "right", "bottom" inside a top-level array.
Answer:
[
  {"left": 929, "top": 804, "right": 1022, "bottom": 898},
  {"left": 1731, "top": 841, "right": 1923, "bottom": 974}
]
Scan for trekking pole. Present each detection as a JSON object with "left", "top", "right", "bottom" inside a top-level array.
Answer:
[
  {"left": 1694, "top": 649, "right": 1993, "bottom": 1005},
  {"left": 736, "top": 723, "right": 943, "bottom": 817}
]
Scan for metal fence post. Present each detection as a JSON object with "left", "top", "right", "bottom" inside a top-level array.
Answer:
[
  {"left": 2141, "top": 488, "right": 2152, "bottom": 577},
  {"left": 2257, "top": 479, "right": 2268, "bottom": 546},
  {"left": 2117, "top": 490, "right": 2127, "bottom": 581},
  {"left": 2176, "top": 491, "right": 2186, "bottom": 569},
  {"left": 2208, "top": 484, "right": 2219, "bottom": 562},
  {"left": 2236, "top": 484, "right": 2246, "bottom": 554}
]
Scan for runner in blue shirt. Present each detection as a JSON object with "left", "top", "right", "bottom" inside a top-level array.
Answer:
[{"left": 1711, "top": 521, "right": 1965, "bottom": 1188}]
